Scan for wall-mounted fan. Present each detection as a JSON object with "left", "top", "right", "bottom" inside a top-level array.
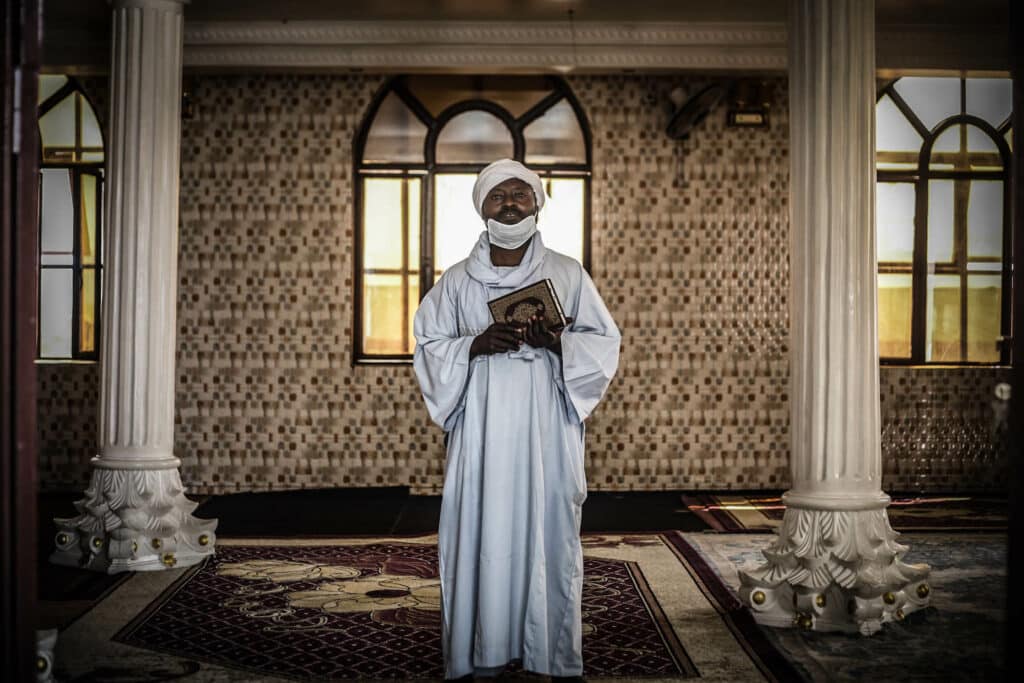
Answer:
[{"left": 665, "top": 83, "right": 730, "bottom": 140}]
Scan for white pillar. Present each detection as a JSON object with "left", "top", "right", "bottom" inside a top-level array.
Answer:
[
  {"left": 738, "top": 0, "right": 930, "bottom": 635},
  {"left": 51, "top": 0, "right": 216, "bottom": 573}
]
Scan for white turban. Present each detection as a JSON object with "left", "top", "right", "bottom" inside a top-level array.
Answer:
[{"left": 471, "top": 158, "right": 546, "bottom": 218}]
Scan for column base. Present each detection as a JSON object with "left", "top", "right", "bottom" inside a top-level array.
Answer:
[
  {"left": 50, "top": 463, "right": 218, "bottom": 574},
  {"left": 738, "top": 505, "right": 931, "bottom": 635}
]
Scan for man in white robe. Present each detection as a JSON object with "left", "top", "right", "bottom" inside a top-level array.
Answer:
[{"left": 413, "top": 159, "right": 621, "bottom": 681}]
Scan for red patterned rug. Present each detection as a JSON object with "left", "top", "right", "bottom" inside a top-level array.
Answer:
[
  {"left": 681, "top": 493, "right": 1008, "bottom": 533},
  {"left": 110, "top": 533, "right": 790, "bottom": 681}
]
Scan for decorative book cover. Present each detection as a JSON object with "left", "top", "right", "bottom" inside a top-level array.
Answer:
[{"left": 487, "top": 279, "right": 568, "bottom": 330}]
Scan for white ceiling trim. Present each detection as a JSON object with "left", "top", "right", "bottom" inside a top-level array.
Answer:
[
  {"left": 182, "top": 20, "right": 788, "bottom": 72},
  {"left": 179, "top": 20, "right": 1006, "bottom": 73}
]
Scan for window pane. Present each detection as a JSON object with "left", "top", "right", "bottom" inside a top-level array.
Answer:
[
  {"left": 876, "top": 182, "right": 915, "bottom": 262},
  {"left": 966, "top": 78, "right": 1012, "bottom": 128},
  {"left": 524, "top": 98, "right": 586, "bottom": 165},
  {"left": 893, "top": 77, "right": 961, "bottom": 132},
  {"left": 363, "top": 273, "right": 414, "bottom": 355},
  {"left": 38, "top": 74, "right": 68, "bottom": 105},
  {"left": 363, "top": 178, "right": 407, "bottom": 270},
  {"left": 926, "top": 274, "right": 961, "bottom": 362},
  {"left": 927, "top": 180, "right": 954, "bottom": 263},
  {"left": 435, "top": 110, "right": 514, "bottom": 164},
  {"left": 40, "top": 268, "right": 72, "bottom": 357},
  {"left": 80, "top": 174, "right": 98, "bottom": 265},
  {"left": 80, "top": 267, "right": 96, "bottom": 353},
  {"left": 967, "top": 180, "right": 1003, "bottom": 260},
  {"left": 434, "top": 174, "right": 482, "bottom": 275},
  {"left": 406, "top": 275, "right": 419, "bottom": 355},
  {"left": 878, "top": 273, "right": 912, "bottom": 358},
  {"left": 966, "top": 274, "right": 1000, "bottom": 362},
  {"left": 363, "top": 92, "right": 427, "bottom": 164},
  {"left": 79, "top": 93, "right": 103, "bottom": 150},
  {"left": 966, "top": 125, "right": 1002, "bottom": 171},
  {"left": 407, "top": 75, "right": 554, "bottom": 118},
  {"left": 1006, "top": 128, "right": 1013, "bottom": 152},
  {"left": 39, "top": 94, "right": 76, "bottom": 150},
  {"left": 40, "top": 168, "right": 74, "bottom": 266},
  {"left": 931, "top": 125, "right": 961, "bottom": 153},
  {"left": 876, "top": 94, "right": 922, "bottom": 154},
  {"left": 540, "top": 177, "right": 585, "bottom": 263}
]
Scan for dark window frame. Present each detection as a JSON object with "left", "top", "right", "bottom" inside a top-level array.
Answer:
[
  {"left": 36, "top": 77, "right": 105, "bottom": 362},
  {"left": 876, "top": 77, "right": 1012, "bottom": 366},
  {"left": 353, "top": 75, "right": 593, "bottom": 365}
]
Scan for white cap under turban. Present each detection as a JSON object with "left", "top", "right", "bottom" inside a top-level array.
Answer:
[{"left": 471, "top": 159, "right": 547, "bottom": 218}]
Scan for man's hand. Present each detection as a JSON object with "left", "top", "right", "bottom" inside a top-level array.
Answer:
[
  {"left": 470, "top": 322, "right": 523, "bottom": 359},
  {"left": 523, "top": 316, "right": 574, "bottom": 354}
]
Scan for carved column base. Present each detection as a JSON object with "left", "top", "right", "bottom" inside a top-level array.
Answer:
[
  {"left": 738, "top": 506, "right": 931, "bottom": 635},
  {"left": 51, "top": 460, "right": 218, "bottom": 574}
]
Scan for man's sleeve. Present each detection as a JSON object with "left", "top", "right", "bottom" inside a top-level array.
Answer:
[
  {"left": 557, "top": 268, "right": 621, "bottom": 423},
  {"left": 412, "top": 274, "right": 478, "bottom": 432}
]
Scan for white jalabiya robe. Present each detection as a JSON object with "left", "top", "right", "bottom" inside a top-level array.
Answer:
[{"left": 413, "top": 231, "right": 620, "bottom": 679}]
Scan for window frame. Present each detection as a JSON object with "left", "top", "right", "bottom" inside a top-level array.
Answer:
[
  {"left": 352, "top": 75, "right": 593, "bottom": 364},
  {"left": 876, "top": 77, "right": 1012, "bottom": 366},
  {"left": 36, "top": 77, "right": 105, "bottom": 362}
]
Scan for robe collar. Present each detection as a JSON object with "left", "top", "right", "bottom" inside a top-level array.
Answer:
[{"left": 464, "top": 229, "right": 547, "bottom": 288}]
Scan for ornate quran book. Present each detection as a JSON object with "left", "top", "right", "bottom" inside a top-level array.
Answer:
[{"left": 487, "top": 279, "right": 567, "bottom": 330}]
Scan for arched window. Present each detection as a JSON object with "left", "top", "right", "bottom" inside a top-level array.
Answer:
[
  {"left": 875, "top": 76, "right": 1011, "bottom": 364},
  {"left": 37, "top": 75, "right": 104, "bottom": 361},
  {"left": 354, "top": 75, "right": 591, "bottom": 361}
]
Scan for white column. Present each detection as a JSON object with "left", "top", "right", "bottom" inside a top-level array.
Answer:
[
  {"left": 51, "top": 0, "right": 216, "bottom": 573},
  {"left": 738, "top": 0, "right": 930, "bottom": 635}
]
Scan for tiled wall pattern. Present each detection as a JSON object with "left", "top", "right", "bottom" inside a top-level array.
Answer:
[{"left": 36, "top": 74, "right": 1010, "bottom": 495}]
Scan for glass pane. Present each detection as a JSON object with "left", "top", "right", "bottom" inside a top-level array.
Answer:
[
  {"left": 40, "top": 268, "right": 72, "bottom": 357},
  {"left": 966, "top": 78, "right": 1012, "bottom": 128},
  {"left": 81, "top": 151, "right": 104, "bottom": 162},
  {"left": 363, "top": 92, "right": 427, "bottom": 164},
  {"left": 363, "top": 178, "right": 407, "bottom": 270},
  {"left": 875, "top": 94, "right": 922, "bottom": 153},
  {"left": 407, "top": 179, "right": 421, "bottom": 268},
  {"left": 79, "top": 268, "right": 96, "bottom": 353},
  {"left": 435, "top": 110, "right": 514, "bottom": 164},
  {"left": 967, "top": 125, "right": 998, "bottom": 153},
  {"left": 931, "top": 125, "right": 961, "bottom": 153},
  {"left": 967, "top": 181, "right": 1003, "bottom": 260},
  {"left": 876, "top": 182, "right": 915, "bottom": 262},
  {"left": 39, "top": 94, "right": 76, "bottom": 150},
  {"left": 434, "top": 174, "right": 482, "bottom": 275},
  {"left": 524, "top": 98, "right": 586, "bottom": 164},
  {"left": 38, "top": 74, "right": 68, "bottom": 105},
  {"left": 79, "top": 93, "right": 103, "bottom": 149},
  {"left": 878, "top": 273, "right": 912, "bottom": 358},
  {"left": 40, "top": 168, "right": 74, "bottom": 265},
  {"left": 363, "top": 273, "right": 414, "bottom": 355},
  {"left": 1006, "top": 128, "right": 1013, "bottom": 152},
  {"left": 80, "top": 174, "right": 98, "bottom": 265},
  {"left": 927, "top": 180, "right": 954, "bottom": 263},
  {"left": 407, "top": 75, "right": 554, "bottom": 118},
  {"left": 540, "top": 177, "right": 585, "bottom": 263},
  {"left": 966, "top": 275, "right": 1000, "bottom": 362},
  {"left": 893, "top": 77, "right": 961, "bottom": 132},
  {"left": 926, "top": 274, "right": 961, "bottom": 362}
]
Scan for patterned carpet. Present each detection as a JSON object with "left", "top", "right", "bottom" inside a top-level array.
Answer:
[
  {"left": 54, "top": 533, "right": 791, "bottom": 682},
  {"left": 681, "top": 493, "right": 1009, "bottom": 532},
  {"left": 685, "top": 532, "right": 1007, "bottom": 682}
]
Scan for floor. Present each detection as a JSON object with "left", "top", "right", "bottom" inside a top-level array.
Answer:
[{"left": 35, "top": 487, "right": 717, "bottom": 631}]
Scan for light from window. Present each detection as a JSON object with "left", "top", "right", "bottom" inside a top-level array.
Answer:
[{"left": 875, "top": 76, "right": 1010, "bottom": 364}]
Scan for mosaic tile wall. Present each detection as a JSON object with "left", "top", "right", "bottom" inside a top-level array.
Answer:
[{"left": 36, "top": 74, "right": 1010, "bottom": 495}]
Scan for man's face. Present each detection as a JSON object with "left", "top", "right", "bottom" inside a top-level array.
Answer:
[{"left": 481, "top": 178, "right": 537, "bottom": 225}]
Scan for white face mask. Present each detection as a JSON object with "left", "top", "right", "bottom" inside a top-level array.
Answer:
[{"left": 486, "top": 214, "right": 537, "bottom": 250}]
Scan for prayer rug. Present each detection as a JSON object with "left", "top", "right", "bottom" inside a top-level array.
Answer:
[
  {"left": 100, "top": 533, "right": 793, "bottom": 681},
  {"left": 681, "top": 493, "right": 1008, "bottom": 532},
  {"left": 685, "top": 532, "right": 1007, "bottom": 682}
]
